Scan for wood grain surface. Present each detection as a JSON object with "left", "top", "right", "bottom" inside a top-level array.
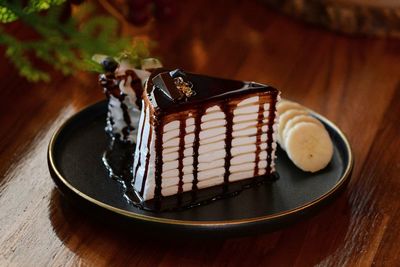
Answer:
[{"left": 1, "top": 1, "right": 400, "bottom": 266}]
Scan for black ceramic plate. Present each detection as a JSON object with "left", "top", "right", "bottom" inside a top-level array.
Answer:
[{"left": 48, "top": 100, "right": 353, "bottom": 236}]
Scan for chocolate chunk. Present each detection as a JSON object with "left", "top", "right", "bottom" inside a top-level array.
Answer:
[{"left": 152, "top": 72, "right": 184, "bottom": 101}]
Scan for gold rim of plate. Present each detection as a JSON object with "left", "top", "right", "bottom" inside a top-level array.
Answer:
[{"left": 48, "top": 102, "right": 354, "bottom": 227}]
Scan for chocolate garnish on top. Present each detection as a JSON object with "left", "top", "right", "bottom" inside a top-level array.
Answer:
[
  {"left": 152, "top": 69, "right": 195, "bottom": 103},
  {"left": 152, "top": 72, "right": 184, "bottom": 101}
]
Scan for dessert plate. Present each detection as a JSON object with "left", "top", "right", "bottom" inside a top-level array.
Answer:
[{"left": 48, "top": 100, "right": 353, "bottom": 236}]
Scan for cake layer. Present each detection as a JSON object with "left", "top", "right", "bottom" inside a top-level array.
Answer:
[{"left": 133, "top": 90, "right": 279, "bottom": 201}]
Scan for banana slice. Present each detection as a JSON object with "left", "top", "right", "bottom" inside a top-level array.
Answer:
[
  {"left": 285, "top": 122, "right": 333, "bottom": 172},
  {"left": 282, "top": 115, "right": 324, "bottom": 147},
  {"left": 278, "top": 109, "right": 308, "bottom": 148},
  {"left": 277, "top": 100, "right": 305, "bottom": 115}
]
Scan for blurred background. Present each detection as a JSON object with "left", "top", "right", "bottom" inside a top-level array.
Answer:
[
  {"left": 1, "top": 0, "right": 399, "bottom": 171},
  {"left": 1, "top": 0, "right": 399, "bottom": 84}
]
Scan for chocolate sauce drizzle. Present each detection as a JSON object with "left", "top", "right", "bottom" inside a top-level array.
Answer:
[
  {"left": 99, "top": 70, "right": 143, "bottom": 141},
  {"left": 119, "top": 94, "right": 134, "bottom": 140},
  {"left": 123, "top": 70, "right": 144, "bottom": 108},
  {"left": 191, "top": 108, "right": 204, "bottom": 193},
  {"left": 265, "top": 94, "right": 278, "bottom": 174},
  {"left": 254, "top": 96, "right": 266, "bottom": 177},
  {"left": 99, "top": 73, "right": 119, "bottom": 104},
  {"left": 153, "top": 115, "right": 165, "bottom": 201},
  {"left": 177, "top": 116, "right": 187, "bottom": 195},
  {"left": 220, "top": 101, "right": 236, "bottom": 188}
]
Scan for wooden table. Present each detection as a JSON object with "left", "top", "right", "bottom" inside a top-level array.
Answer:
[{"left": 1, "top": 1, "right": 399, "bottom": 266}]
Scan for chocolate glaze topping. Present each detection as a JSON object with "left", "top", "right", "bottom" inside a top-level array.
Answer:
[{"left": 149, "top": 70, "right": 278, "bottom": 114}]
